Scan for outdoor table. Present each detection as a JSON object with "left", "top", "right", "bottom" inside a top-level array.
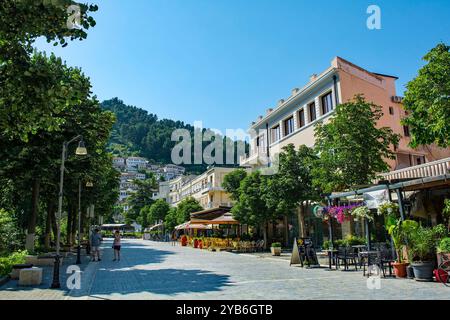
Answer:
[
  {"left": 359, "top": 251, "right": 379, "bottom": 277},
  {"left": 324, "top": 249, "right": 338, "bottom": 270},
  {"left": 352, "top": 245, "right": 367, "bottom": 266}
]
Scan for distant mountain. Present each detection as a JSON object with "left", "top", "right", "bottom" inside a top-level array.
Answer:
[{"left": 101, "top": 98, "right": 247, "bottom": 174}]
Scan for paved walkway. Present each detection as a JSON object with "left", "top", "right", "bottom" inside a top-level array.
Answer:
[{"left": 1, "top": 239, "right": 449, "bottom": 300}]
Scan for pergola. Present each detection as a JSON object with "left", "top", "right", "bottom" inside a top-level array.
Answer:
[{"left": 325, "top": 173, "right": 450, "bottom": 251}]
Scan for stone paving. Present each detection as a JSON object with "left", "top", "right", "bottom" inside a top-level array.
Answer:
[{"left": 1, "top": 238, "right": 449, "bottom": 300}]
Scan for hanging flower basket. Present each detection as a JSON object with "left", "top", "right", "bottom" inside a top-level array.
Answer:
[
  {"left": 322, "top": 204, "right": 362, "bottom": 224},
  {"left": 351, "top": 205, "right": 377, "bottom": 222}
]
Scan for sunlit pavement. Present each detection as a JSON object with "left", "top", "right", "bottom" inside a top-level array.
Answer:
[{"left": 1, "top": 239, "right": 449, "bottom": 300}]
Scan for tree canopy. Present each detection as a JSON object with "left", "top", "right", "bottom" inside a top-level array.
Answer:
[
  {"left": 402, "top": 43, "right": 450, "bottom": 148},
  {"left": 312, "top": 94, "right": 400, "bottom": 193}
]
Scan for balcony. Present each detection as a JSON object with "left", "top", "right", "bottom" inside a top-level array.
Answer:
[
  {"left": 378, "top": 157, "right": 450, "bottom": 181},
  {"left": 239, "top": 146, "right": 269, "bottom": 166}
]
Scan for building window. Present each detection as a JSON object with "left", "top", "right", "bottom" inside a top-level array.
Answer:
[
  {"left": 403, "top": 125, "right": 410, "bottom": 137},
  {"left": 321, "top": 92, "right": 333, "bottom": 115},
  {"left": 271, "top": 125, "right": 280, "bottom": 143},
  {"left": 283, "top": 116, "right": 294, "bottom": 136},
  {"left": 389, "top": 106, "right": 394, "bottom": 115},
  {"left": 298, "top": 109, "right": 305, "bottom": 128},
  {"left": 416, "top": 156, "right": 426, "bottom": 165},
  {"left": 309, "top": 102, "right": 317, "bottom": 122}
]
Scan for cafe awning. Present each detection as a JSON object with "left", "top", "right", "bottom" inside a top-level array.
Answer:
[
  {"left": 175, "top": 222, "right": 212, "bottom": 230},
  {"left": 191, "top": 212, "right": 239, "bottom": 225}
]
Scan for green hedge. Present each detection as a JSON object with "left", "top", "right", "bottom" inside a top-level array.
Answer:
[{"left": 0, "top": 250, "right": 27, "bottom": 277}]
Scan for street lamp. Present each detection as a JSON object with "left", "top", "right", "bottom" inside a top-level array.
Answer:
[
  {"left": 76, "top": 180, "right": 93, "bottom": 265},
  {"left": 51, "top": 135, "right": 87, "bottom": 289}
]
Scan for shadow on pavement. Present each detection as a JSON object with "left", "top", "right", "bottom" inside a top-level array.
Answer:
[{"left": 88, "top": 268, "right": 231, "bottom": 297}]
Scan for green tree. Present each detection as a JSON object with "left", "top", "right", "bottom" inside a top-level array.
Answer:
[
  {"left": 231, "top": 171, "right": 277, "bottom": 248},
  {"left": 176, "top": 197, "right": 203, "bottom": 225},
  {"left": 126, "top": 177, "right": 157, "bottom": 224},
  {"left": 148, "top": 199, "right": 170, "bottom": 226},
  {"left": 164, "top": 207, "right": 179, "bottom": 232},
  {"left": 313, "top": 94, "right": 400, "bottom": 193},
  {"left": 223, "top": 169, "right": 248, "bottom": 201},
  {"left": 264, "top": 144, "right": 319, "bottom": 238},
  {"left": 0, "top": 0, "right": 98, "bottom": 142},
  {"left": 402, "top": 43, "right": 450, "bottom": 148}
]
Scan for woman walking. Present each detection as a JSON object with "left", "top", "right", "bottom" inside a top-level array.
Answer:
[{"left": 113, "top": 230, "right": 121, "bottom": 261}]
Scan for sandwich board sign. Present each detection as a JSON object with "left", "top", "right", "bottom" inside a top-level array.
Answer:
[{"left": 290, "top": 238, "right": 301, "bottom": 266}]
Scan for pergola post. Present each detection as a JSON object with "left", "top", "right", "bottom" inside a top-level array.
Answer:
[{"left": 395, "top": 188, "right": 406, "bottom": 221}]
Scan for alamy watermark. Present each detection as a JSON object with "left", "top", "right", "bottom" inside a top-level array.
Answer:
[
  {"left": 66, "top": 265, "right": 81, "bottom": 290},
  {"left": 367, "top": 5, "right": 381, "bottom": 30},
  {"left": 67, "top": 5, "right": 82, "bottom": 30},
  {"left": 170, "top": 121, "right": 280, "bottom": 175},
  {"left": 366, "top": 265, "right": 382, "bottom": 290}
]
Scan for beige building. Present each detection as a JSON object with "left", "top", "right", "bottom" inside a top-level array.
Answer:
[
  {"left": 162, "top": 167, "right": 243, "bottom": 210},
  {"left": 240, "top": 56, "right": 450, "bottom": 171}
]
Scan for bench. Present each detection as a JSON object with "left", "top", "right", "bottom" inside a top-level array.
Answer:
[
  {"left": 10, "top": 264, "right": 34, "bottom": 280},
  {"left": 19, "top": 267, "right": 43, "bottom": 286}
]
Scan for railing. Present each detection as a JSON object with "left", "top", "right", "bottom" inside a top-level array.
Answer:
[
  {"left": 239, "top": 146, "right": 268, "bottom": 164},
  {"left": 379, "top": 157, "right": 450, "bottom": 181}
]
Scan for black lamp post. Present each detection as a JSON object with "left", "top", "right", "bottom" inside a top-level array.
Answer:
[
  {"left": 51, "top": 136, "right": 87, "bottom": 289},
  {"left": 76, "top": 180, "right": 93, "bottom": 265}
]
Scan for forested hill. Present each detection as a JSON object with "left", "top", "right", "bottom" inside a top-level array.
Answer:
[{"left": 101, "top": 98, "right": 247, "bottom": 174}]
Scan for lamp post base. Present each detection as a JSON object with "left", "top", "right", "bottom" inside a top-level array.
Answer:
[
  {"left": 76, "top": 245, "right": 82, "bottom": 265},
  {"left": 50, "top": 255, "right": 61, "bottom": 289}
]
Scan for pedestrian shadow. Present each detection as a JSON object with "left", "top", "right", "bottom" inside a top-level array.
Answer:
[{"left": 87, "top": 268, "right": 231, "bottom": 297}]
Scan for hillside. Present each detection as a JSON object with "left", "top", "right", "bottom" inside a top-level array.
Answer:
[{"left": 101, "top": 98, "right": 247, "bottom": 174}]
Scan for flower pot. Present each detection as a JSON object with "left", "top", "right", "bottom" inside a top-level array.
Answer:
[
  {"left": 199, "top": 241, "right": 203, "bottom": 249},
  {"left": 392, "top": 262, "right": 409, "bottom": 278},
  {"left": 411, "top": 261, "right": 434, "bottom": 282},
  {"left": 193, "top": 239, "right": 198, "bottom": 248},
  {"left": 271, "top": 247, "right": 281, "bottom": 256},
  {"left": 406, "top": 265, "right": 415, "bottom": 279},
  {"left": 434, "top": 268, "right": 449, "bottom": 283}
]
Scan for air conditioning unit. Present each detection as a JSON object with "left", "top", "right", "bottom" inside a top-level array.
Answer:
[{"left": 391, "top": 96, "right": 403, "bottom": 103}]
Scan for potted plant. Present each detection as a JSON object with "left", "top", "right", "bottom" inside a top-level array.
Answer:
[
  {"left": 387, "top": 220, "right": 416, "bottom": 278},
  {"left": 181, "top": 235, "right": 188, "bottom": 246},
  {"left": 270, "top": 242, "right": 282, "bottom": 256},
  {"left": 407, "top": 225, "right": 445, "bottom": 282},
  {"left": 437, "top": 237, "right": 450, "bottom": 264}
]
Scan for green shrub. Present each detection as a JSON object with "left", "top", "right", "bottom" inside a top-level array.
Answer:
[
  {"left": 0, "top": 250, "right": 28, "bottom": 276},
  {"left": 271, "top": 242, "right": 282, "bottom": 248},
  {"left": 344, "top": 235, "right": 366, "bottom": 246},
  {"left": 438, "top": 238, "right": 450, "bottom": 253},
  {"left": 322, "top": 240, "right": 331, "bottom": 250},
  {"left": 0, "top": 209, "right": 24, "bottom": 254}
]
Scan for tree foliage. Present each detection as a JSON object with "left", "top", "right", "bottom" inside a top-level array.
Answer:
[
  {"left": 402, "top": 43, "right": 450, "bottom": 148},
  {"left": 176, "top": 197, "right": 203, "bottom": 225},
  {"left": 313, "top": 94, "right": 400, "bottom": 193}
]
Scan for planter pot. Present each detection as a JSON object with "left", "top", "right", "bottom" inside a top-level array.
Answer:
[
  {"left": 193, "top": 240, "right": 198, "bottom": 249},
  {"left": 411, "top": 261, "right": 434, "bottom": 282},
  {"left": 271, "top": 247, "right": 281, "bottom": 256},
  {"left": 406, "top": 265, "right": 415, "bottom": 279},
  {"left": 434, "top": 268, "right": 449, "bottom": 283},
  {"left": 198, "top": 241, "right": 203, "bottom": 249},
  {"left": 393, "top": 262, "right": 409, "bottom": 278}
]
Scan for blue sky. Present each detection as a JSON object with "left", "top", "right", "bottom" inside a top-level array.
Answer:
[{"left": 36, "top": 0, "right": 450, "bottom": 133}]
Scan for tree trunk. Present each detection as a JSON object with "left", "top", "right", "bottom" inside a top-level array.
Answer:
[
  {"left": 50, "top": 207, "right": 58, "bottom": 247},
  {"left": 297, "top": 204, "right": 307, "bottom": 239},
  {"left": 44, "top": 202, "right": 54, "bottom": 250},
  {"left": 283, "top": 216, "right": 289, "bottom": 247},
  {"left": 262, "top": 222, "right": 268, "bottom": 249},
  {"left": 25, "top": 179, "right": 40, "bottom": 253}
]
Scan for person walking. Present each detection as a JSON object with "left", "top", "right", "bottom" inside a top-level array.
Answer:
[
  {"left": 113, "top": 230, "right": 121, "bottom": 261},
  {"left": 90, "top": 228, "right": 102, "bottom": 262},
  {"left": 171, "top": 231, "right": 177, "bottom": 246}
]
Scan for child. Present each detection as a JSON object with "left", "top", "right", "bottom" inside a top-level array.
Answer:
[{"left": 113, "top": 230, "right": 121, "bottom": 261}]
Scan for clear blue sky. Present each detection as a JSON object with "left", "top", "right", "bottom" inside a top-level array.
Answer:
[{"left": 36, "top": 0, "right": 450, "bottom": 134}]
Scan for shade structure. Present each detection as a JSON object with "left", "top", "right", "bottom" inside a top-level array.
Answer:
[
  {"left": 148, "top": 223, "right": 163, "bottom": 231},
  {"left": 175, "top": 221, "right": 212, "bottom": 230},
  {"left": 190, "top": 213, "right": 239, "bottom": 225}
]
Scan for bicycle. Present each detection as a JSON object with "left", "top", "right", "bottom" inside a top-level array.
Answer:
[{"left": 435, "top": 258, "right": 450, "bottom": 287}]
